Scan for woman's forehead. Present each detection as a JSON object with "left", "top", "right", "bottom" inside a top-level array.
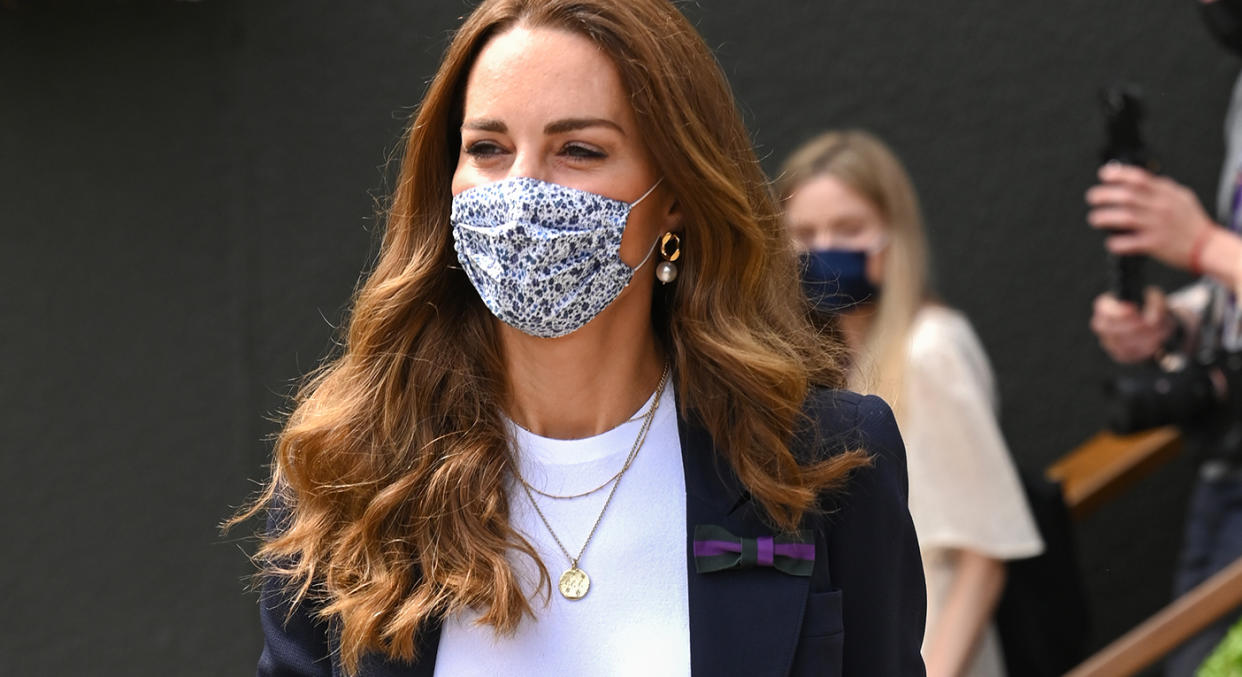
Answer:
[
  {"left": 789, "top": 175, "right": 879, "bottom": 220},
  {"left": 462, "top": 25, "right": 632, "bottom": 129}
]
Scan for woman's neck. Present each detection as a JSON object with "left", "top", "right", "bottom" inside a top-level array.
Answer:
[
  {"left": 836, "top": 305, "right": 875, "bottom": 357},
  {"left": 499, "top": 297, "right": 665, "bottom": 440}
]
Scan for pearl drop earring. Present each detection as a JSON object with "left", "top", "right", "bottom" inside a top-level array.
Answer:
[{"left": 656, "top": 232, "right": 681, "bottom": 284}]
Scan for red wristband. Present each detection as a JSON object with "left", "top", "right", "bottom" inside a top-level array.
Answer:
[{"left": 1189, "top": 227, "right": 1214, "bottom": 276}]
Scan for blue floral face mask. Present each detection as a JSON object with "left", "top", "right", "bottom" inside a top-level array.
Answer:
[{"left": 450, "top": 176, "right": 663, "bottom": 338}]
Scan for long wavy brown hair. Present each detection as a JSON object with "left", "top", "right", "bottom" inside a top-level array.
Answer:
[{"left": 228, "top": 0, "right": 868, "bottom": 672}]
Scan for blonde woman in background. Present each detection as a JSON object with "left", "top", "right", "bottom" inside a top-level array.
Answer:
[{"left": 777, "top": 130, "right": 1044, "bottom": 677}]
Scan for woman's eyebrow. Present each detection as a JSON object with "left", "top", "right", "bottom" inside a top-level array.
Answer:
[
  {"left": 545, "top": 117, "right": 625, "bottom": 136},
  {"left": 462, "top": 118, "right": 507, "bottom": 132},
  {"left": 461, "top": 117, "right": 625, "bottom": 136}
]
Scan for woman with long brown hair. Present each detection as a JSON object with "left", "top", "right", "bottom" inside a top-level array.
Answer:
[
  {"left": 232, "top": 2, "right": 926, "bottom": 675},
  {"left": 778, "top": 130, "right": 1042, "bottom": 677}
]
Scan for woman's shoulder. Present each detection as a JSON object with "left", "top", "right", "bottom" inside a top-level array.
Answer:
[
  {"left": 799, "top": 388, "right": 907, "bottom": 494},
  {"left": 907, "top": 303, "right": 994, "bottom": 379},
  {"left": 909, "top": 303, "right": 977, "bottom": 354},
  {"left": 801, "top": 388, "right": 899, "bottom": 445}
]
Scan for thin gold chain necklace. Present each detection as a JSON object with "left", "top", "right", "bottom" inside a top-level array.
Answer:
[
  {"left": 516, "top": 365, "right": 669, "bottom": 600},
  {"left": 516, "top": 393, "right": 662, "bottom": 501}
]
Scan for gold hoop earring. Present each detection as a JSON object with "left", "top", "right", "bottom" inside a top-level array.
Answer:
[{"left": 657, "top": 232, "right": 680, "bottom": 284}]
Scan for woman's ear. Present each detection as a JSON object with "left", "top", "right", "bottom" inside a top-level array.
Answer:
[
  {"left": 866, "top": 247, "right": 886, "bottom": 286},
  {"left": 665, "top": 196, "right": 685, "bottom": 233}
]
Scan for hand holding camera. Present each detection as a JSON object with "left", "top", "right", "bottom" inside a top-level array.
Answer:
[
  {"left": 1086, "top": 164, "right": 1219, "bottom": 273},
  {"left": 1089, "top": 287, "right": 1177, "bottom": 365}
]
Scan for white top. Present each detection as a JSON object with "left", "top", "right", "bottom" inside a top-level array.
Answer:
[
  {"left": 433, "top": 382, "right": 690, "bottom": 677},
  {"left": 900, "top": 305, "right": 1044, "bottom": 677},
  {"left": 1214, "top": 69, "right": 1242, "bottom": 222}
]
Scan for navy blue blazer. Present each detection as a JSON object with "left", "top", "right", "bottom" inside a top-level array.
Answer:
[{"left": 256, "top": 390, "right": 927, "bottom": 676}]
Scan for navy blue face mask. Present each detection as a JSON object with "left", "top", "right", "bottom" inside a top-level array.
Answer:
[{"left": 799, "top": 249, "right": 878, "bottom": 313}]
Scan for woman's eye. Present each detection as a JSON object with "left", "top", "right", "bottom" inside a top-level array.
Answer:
[
  {"left": 561, "top": 143, "right": 606, "bottom": 159},
  {"left": 465, "top": 141, "right": 506, "bottom": 157},
  {"left": 834, "top": 221, "right": 867, "bottom": 240},
  {"left": 791, "top": 227, "right": 816, "bottom": 248}
]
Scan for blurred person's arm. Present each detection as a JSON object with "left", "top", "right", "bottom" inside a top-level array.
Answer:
[
  {"left": 922, "top": 551, "right": 1006, "bottom": 677},
  {"left": 1086, "top": 164, "right": 1242, "bottom": 296},
  {"left": 1196, "top": 227, "right": 1242, "bottom": 297}
]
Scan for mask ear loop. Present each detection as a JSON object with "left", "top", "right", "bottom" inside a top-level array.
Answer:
[
  {"left": 631, "top": 234, "right": 661, "bottom": 272},
  {"left": 625, "top": 177, "right": 667, "bottom": 273},
  {"left": 630, "top": 177, "right": 664, "bottom": 207}
]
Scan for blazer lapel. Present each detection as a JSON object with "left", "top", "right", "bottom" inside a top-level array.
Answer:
[{"left": 678, "top": 407, "right": 811, "bottom": 677}]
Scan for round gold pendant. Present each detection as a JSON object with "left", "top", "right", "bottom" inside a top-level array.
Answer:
[{"left": 558, "top": 567, "right": 590, "bottom": 600}]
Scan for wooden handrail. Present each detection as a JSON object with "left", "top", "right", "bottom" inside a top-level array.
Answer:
[
  {"left": 1045, "top": 426, "right": 1183, "bottom": 521},
  {"left": 1066, "top": 555, "right": 1242, "bottom": 677},
  {"left": 1043, "top": 424, "right": 1230, "bottom": 676}
]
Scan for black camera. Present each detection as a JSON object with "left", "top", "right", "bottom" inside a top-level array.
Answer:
[{"left": 1107, "top": 351, "right": 1242, "bottom": 437}]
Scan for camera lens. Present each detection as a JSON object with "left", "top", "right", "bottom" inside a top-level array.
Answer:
[{"left": 1107, "top": 366, "right": 1219, "bottom": 434}]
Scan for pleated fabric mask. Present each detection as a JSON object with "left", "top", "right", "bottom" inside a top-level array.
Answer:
[{"left": 451, "top": 176, "right": 662, "bottom": 338}]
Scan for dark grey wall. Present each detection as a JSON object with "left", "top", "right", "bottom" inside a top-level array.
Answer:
[{"left": 1, "top": 1, "right": 1232, "bottom": 674}]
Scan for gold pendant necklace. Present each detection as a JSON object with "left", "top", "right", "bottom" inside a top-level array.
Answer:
[
  {"left": 557, "top": 566, "right": 590, "bottom": 600},
  {"left": 518, "top": 365, "right": 669, "bottom": 601}
]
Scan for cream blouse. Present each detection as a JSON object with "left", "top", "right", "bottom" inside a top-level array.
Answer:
[{"left": 899, "top": 305, "right": 1044, "bottom": 677}]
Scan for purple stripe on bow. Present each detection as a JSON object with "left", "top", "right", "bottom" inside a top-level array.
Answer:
[
  {"left": 693, "top": 539, "right": 816, "bottom": 561},
  {"left": 757, "top": 535, "right": 774, "bottom": 567}
]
